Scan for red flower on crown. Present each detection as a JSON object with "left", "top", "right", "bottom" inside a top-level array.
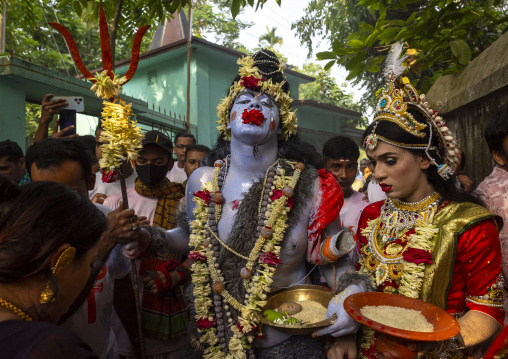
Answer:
[
  {"left": 242, "top": 109, "right": 265, "bottom": 126},
  {"left": 194, "top": 190, "right": 211, "bottom": 205},
  {"left": 102, "top": 170, "right": 118, "bottom": 183},
  {"left": 241, "top": 76, "right": 262, "bottom": 91}
]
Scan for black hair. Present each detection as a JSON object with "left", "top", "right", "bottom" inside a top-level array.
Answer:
[
  {"left": 76, "top": 135, "right": 97, "bottom": 161},
  {"left": 25, "top": 138, "right": 92, "bottom": 183},
  {"left": 363, "top": 109, "right": 482, "bottom": 205},
  {"left": 322, "top": 136, "right": 360, "bottom": 162},
  {"left": 174, "top": 132, "right": 196, "bottom": 145},
  {"left": 484, "top": 112, "right": 508, "bottom": 154},
  {"left": 0, "top": 180, "right": 107, "bottom": 283},
  {"left": 229, "top": 49, "right": 290, "bottom": 95},
  {"left": 0, "top": 140, "right": 24, "bottom": 163},
  {"left": 185, "top": 144, "right": 211, "bottom": 160},
  {"left": 95, "top": 119, "right": 104, "bottom": 133}
]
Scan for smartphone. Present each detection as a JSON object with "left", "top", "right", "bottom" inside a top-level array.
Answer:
[
  {"left": 53, "top": 96, "right": 85, "bottom": 112},
  {"left": 59, "top": 109, "right": 77, "bottom": 136}
]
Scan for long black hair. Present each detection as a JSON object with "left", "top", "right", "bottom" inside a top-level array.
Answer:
[{"left": 363, "top": 108, "right": 483, "bottom": 206}]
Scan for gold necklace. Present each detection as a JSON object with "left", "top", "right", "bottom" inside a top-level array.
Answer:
[
  {"left": 379, "top": 192, "right": 441, "bottom": 244},
  {"left": 0, "top": 298, "right": 33, "bottom": 321}
]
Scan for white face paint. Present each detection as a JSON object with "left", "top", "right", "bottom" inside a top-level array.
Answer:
[{"left": 229, "top": 89, "right": 281, "bottom": 146}]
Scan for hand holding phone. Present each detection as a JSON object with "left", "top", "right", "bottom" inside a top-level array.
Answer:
[{"left": 52, "top": 96, "right": 85, "bottom": 112}]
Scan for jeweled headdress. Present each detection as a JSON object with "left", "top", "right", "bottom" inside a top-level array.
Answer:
[
  {"left": 217, "top": 49, "right": 297, "bottom": 141},
  {"left": 363, "top": 43, "right": 459, "bottom": 180}
]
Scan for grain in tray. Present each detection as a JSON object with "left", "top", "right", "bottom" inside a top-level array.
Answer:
[{"left": 360, "top": 305, "right": 434, "bottom": 332}]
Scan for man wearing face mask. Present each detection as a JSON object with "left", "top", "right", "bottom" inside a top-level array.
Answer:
[{"left": 104, "top": 131, "right": 189, "bottom": 359}]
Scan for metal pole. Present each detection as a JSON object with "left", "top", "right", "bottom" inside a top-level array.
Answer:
[{"left": 185, "top": 2, "right": 193, "bottom": 132}]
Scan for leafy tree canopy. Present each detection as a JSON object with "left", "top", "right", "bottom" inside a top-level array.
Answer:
[
  {"left": 193, "top": 0, "right": 253, "bottom": 51},
  {"left": 298, "top": 62, "right": 368, "bottom": 129},
  {"left": 293, "top": 0, "right": 508, "bottom": 110}
]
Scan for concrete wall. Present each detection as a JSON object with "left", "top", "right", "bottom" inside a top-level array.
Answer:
[{"left": 426, "top": 31, "right": 508, "bottom": 186}]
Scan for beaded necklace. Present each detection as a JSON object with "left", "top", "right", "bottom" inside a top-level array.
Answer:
[
  {"left": 0, "top": 298, "right": 33, "bottom": 321},
  {"left": 189, "top": 157, "right": 304, "bottom": 359}
]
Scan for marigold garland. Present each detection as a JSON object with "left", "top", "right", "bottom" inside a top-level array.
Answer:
[
  {"left": 189, "top": 159, "right": 302, "bottom": 359},
  {"left": 217, "top": 56, "right": 297, "bottom": 141}
]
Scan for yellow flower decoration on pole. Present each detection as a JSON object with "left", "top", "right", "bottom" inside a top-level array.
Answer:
[{"left": 98, "top": 100, "right": 144, "bottom": 171}]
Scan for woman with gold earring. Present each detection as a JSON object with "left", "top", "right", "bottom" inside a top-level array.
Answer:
[
  {"left": 0, "top": 178, "right": 107, "bottom": 358},
  {"left": 328, "top": 44, "right": 504, "bottom": 359}
]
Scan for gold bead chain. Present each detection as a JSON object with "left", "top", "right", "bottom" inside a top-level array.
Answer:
[{"left": 0, "top": 298, "right": 33, "bottom": 321}]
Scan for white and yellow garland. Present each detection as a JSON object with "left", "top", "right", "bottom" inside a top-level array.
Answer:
[
  {"left": 98, "top": 99, "right": 144, "bottom": 171},
  {"left": 189, "top": 160, "right": 302, "bottom": 359},
  {"left": 217, "top": 56, "right": 298, "bottom": 141},
  {"left": 359, "top": 217, "right": 438, "bottom": 298},
  {"left": 357, "top": 206, "right": 439, "bottom": 358},
  {"left": 89, "top": 70, "right": 144, "bottom": 173}
]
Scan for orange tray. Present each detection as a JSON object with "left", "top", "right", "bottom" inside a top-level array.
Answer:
[{"left": 344, "top": 292, "right": 460, "bottom": 342}]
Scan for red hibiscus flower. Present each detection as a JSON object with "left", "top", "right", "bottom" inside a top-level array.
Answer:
[
  {"left": 240, "top": 76, "right": 262, "bottom": 91},
  {"left": 102, "top": 170, "right": 118, "bottom": 183},
  {"left": 242, "top": 109, "right": 265, "bottom": 126},
  {"left": 194, "top": 190, "right": 211, "bottom": 204},
  {"left": 259, "top": 252, "right": 281, "bottom": 266},
  {"left": 196, "top": 317, "right": 215, "bottom": 330},
  {"left": 402, "top": 248, "right": 433, "bottom": 265},
  {"left": 270, "top": 189, "right": 294, "bottom": 208},
  {"left": 189, "top": 251, "right": 206, "bottom": 261}
]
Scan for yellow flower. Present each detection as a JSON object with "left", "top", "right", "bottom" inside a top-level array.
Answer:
[
  {"left": 89, "top": 70, "right": 127, "bottom": 100},
  {"left": 98, "top": 99, "right": 144, "bottom": 172}
]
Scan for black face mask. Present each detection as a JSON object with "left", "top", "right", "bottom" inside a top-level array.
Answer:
[{"left": 136, "top": 163, "right": 169, "bottom": 187}]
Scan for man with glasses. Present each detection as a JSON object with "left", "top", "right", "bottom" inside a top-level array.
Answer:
[{"left": 167, "top": 132, "right": 196, "bottom": 183}]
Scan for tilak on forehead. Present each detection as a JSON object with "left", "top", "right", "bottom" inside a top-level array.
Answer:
[
  {"left": 216, "top": 50, "right": 298, "bottom": 141},
  {"left": 363, "top": 43, "right": 459, "bottom": 180}
]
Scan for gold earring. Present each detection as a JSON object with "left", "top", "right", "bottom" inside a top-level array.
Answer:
[{"left": 40, "top": 247, "right": 76, "bottom": 304}]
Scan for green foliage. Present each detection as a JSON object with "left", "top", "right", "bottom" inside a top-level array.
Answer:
[
  {"left": 4, "top": 0, "right": 151, "bottom": 72},
  {"left": 258, "top": 26, "right": 283, "bottom": 51},
  {"left": 298, "top": 63, "right": 368, "bottom": 129},
  {"left": 293, "top": 0, "right": 508, "bottom": 110},
  {"left": 193, "top": 0, "right": 253, "bottom": 51}
]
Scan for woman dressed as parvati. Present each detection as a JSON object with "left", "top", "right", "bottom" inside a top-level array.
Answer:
[{"left": 329, "top": 44, "right": 505, "bottom": 359}]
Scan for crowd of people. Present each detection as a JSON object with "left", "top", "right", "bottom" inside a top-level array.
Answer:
[{"left": 0, "top": 47, "right": 507, "bottom": 359}]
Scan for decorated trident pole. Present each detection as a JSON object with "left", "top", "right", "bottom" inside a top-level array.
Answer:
[{"left": 49, "top": 5, "right": 149, "bottom": 358}]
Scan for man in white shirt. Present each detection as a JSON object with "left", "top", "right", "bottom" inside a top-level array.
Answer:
[
  {"left": 322, "top": 136, "right": 369, "bottom": 239},
  {"left": 167, "top": 132, "right": 196, "bottom": 183},
  {"left": 90, "top": 121, "right": 137, "bottom": 203}
]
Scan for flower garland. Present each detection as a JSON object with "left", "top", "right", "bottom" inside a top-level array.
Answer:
[
  {"left": 217, "top": 55, "right": 297, "bottom": 141},
  {"left": 98, "top": 99, "right": 144, "bottom": 172},
  {"left": 189, "top": 158, "right": 304, "bottom": 359},
  {"left": 358, "top": 199, "right": 440, "bottom": 358}
]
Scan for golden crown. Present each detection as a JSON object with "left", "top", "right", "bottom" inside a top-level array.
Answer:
[{"left": 365, "top": 43, "right": 459, "bottom": 180}]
